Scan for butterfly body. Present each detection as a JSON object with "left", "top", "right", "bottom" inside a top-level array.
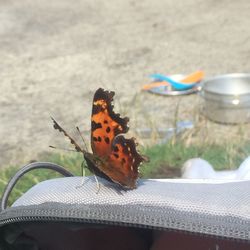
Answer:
[
  {"left": 83, "top": 152, "right": 114, "bottom": 184},
  {"left": 52, "top": 88, "right": 148, "bottom": 189}
]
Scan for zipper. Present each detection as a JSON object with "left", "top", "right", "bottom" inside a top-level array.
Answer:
[
  {"left": 0, "top": 213, "right": 249, "bottom": 244},
  {"left": 0, "top": 214, "right": 156, "bottom": 230}
]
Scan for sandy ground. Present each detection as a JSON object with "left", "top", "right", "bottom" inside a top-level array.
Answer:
[{"left": 1, "top": 0, "right": 250, "bottom": 167}]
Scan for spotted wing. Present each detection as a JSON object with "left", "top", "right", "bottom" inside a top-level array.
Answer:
[
  {"left": 51, "top": 117, "right": 85, "bottom": 153},
  {"left": 91, "top": 88, "right": 129, "bottom": 158},
  {"left": 98, "top": 136, "right": 148, "bottom": 189}
]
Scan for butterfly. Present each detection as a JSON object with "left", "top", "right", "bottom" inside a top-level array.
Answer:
[{"left": 51, "top": 88, "right": 148, "bottom": 189}]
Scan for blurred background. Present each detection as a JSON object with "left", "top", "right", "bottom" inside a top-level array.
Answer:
[{"left": 1, "top": 0, "right": 250, "bottom": 170}]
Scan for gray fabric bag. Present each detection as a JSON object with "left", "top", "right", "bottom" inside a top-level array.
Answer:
[{"left": 0, "top": 162, "right": 249, "bottom": 249}]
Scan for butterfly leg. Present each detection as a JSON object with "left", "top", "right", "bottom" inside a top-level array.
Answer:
[
  {"left": 81, "top": 160, "right": 86, "bottom": 177},
  {"left": 94, "top": 175, "right": 101, "bottom": 194},
  {"left": 76, "top": 161, "right": 87, "bottom": 189}
]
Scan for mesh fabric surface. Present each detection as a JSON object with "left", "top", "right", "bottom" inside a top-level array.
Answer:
[{"left": 2, "top": 177, "right": 250, "bottom": 241}]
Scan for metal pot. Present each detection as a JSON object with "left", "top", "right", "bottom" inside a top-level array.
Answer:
[{"left": 201, "top": 74, "right": 250, "bottom": 124}]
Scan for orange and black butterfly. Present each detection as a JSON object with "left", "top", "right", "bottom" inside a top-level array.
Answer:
[{"left": 51, "top": 88, "right": 148, "bottom": 189}]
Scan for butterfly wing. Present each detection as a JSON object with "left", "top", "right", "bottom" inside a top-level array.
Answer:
[
  {"left": 105, "top": 136, "right": 148, "bottom": 188},
  {"left": 90, "top": 88, "right": 148, "bottom": 189},
  {"left": 91, "top": 88, "right": 129, "bottom": 158},
  {"left": 51, "top": 117, "right": 85, "bottom": 153}
]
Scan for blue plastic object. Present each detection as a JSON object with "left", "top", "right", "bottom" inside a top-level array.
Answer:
[{"left": 150, "top": 73, "right": 197, "bottom": 90}]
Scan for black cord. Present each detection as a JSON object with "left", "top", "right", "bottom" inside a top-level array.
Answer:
[{"left": 0, "top": 162, "right": 74, "bottom": 211}]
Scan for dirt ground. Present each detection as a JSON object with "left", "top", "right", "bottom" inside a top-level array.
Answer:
[{"left": 1, "top": 0, "right": 250, "bottom": 167}]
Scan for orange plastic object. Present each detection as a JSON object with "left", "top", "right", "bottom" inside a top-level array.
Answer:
[
  {"left": 180, "top": 70, "right": 204, "bottom": 84},
  {"left": 142, "top": 70, "right": 204, "bottom": 90},
  {"left": 142, "top": 81, "right": 170, "bottom": 90}
]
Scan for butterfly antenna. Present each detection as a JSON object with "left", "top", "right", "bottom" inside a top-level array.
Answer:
[
  {"left": 76, "top": 126, "right": 88, "bottom": 152},
  {"left": 51, "top": 117, "right": 86, "bottom": 154},
  {"left": 49, "top": 145, "right": 78, "bottom": 152}
]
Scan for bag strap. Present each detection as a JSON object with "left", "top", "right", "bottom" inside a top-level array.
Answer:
[{"left": 0, "top": 162, "right": 74, "bottom": 211}]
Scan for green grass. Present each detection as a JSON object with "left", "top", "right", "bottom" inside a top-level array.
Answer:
[
  {"left": 1, "top": 139, "right": 250, "bottom": 206},
  {"left": 142, "top": 141, "right": 250, "bottom": 177}
]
